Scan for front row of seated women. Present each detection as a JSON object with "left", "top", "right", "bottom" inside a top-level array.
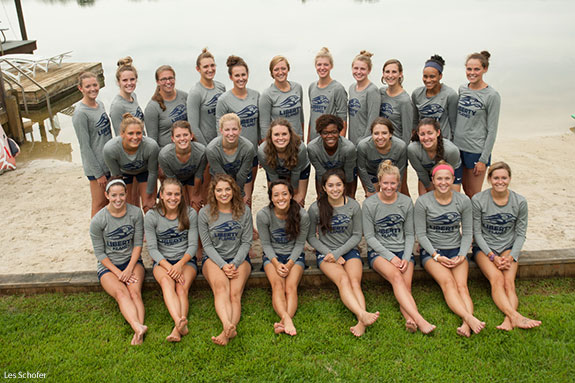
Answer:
[{"left": 90, "top": 159, "right": 540, "bottom": 346}]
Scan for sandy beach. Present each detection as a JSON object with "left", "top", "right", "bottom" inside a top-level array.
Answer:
[{"left": 1, "top": 132, "right": 573, "bottom": 275}]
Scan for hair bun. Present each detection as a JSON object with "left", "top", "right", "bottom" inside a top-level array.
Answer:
[
  {"left": 429, "top": 54, "right": 445, "bottom": 66},
  {"left": 117, "top": 56, "right": 133, "bottom": 68}
]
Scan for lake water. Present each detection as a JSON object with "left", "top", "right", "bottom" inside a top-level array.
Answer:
[{"left": 3, "top": 0, "right": 575, "bottom": 164}]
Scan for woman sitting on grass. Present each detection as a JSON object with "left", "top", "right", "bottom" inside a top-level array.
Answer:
[
  {"left": 89, "top": 178, "right": 146, "bottom": 345},
  {"left": 145, "top": 178, "right": 199, "bottom": 342},
  {"left": 257, "top": 180, "right": 310, "bottom": 336},
  {"left": 307, "top": 169, "right": 379, "bottom": 337},
  {"left": 414, "top": 161, "right": 484, "bottom": 337},
  {"left": 199, "top": 174, "right": 253, "bottom": 346},
  {"left": 362, "top": 160, "right": 435, "bottom": 334},
  {"left": 472, "top": 161, "right": 541, "bottom": 330}
]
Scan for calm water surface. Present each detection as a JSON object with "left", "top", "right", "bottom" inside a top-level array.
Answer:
[{"left": 3, "top": 0, "right": 574, "bottom": 163}]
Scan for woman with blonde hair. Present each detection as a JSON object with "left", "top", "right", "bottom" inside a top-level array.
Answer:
[
  {"left": 110, "top": 57, "right": 144, "bottom": 135},
  {"left": 348, "top": 50, "right": 380, "bottom": 145}
]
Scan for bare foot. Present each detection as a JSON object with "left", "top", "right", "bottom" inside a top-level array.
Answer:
[
  {"left": 416, "top": 320, "right": 436, "bottom": 335},
  {"left": 457, "top": 323, "right": 471, "bottom": 338},
  {"left": 496, "top": 316, "right": 513, "bottom": 331},
  {"left": 132, "top": 324, "right": 147, "bottom": 345},
  {"left": 166, "top": 327, "right": 181, "bottom": 342},
  {"left": 223, "top": 323, "right": 237, "bottom": 339},
  {"left": 283, "top": 316, "right": 297, "bottom": 336},
  {"left": 177, "top": 317, "right": 189, "bottom": 336},
  {"left": 511, "top": 314, "right": 541, "bottom": 330},
  {"left": 211, "top": 331, "right": 229, "bottom": 346},
  {"left": 405, "top": 320, "right": 418, "bottom": 333},
  {"left": 465, "top": 315, "right": 486, "bottom": 334},
  {"left": 350, "top": 322, "right": 366, "bottom": 337},
  {"left": 274, "top": 322, "right": 285, "bottom": 334},
  {"left": 359, "top": 311, "right": 380, "bottom": 327}
]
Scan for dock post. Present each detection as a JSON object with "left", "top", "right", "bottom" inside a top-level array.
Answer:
[
  {"left": 38, "top": 120, "right": 47, "bottom": 142},
  {"left": 5, "top": 90, "right": 24, "bottom": 143}
]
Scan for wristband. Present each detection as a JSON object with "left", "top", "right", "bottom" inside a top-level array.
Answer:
[
  {"left": 488, "top": 252, "right": 495, "bottom": 262},
  {"left": 432, "top": 252, "right": 440, "bottom": 262}
]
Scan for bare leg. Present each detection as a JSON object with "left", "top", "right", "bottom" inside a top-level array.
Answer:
[
  {"left": 264, "top": 263, "right": 289, "bottom": 334},
  {"left": 450, "top": 259, "right": 480, "bottom": 336},
  {"left": 139, "top": 182, "right": 156, "bottom": 214},
  {"left": 229, "top": 261, "right": 252, "bottom": 327},
  {"left": 417, "top": 181, "right": 428, "bottom": 197},
  {"left": 131, "top": 179, "right": 141, "bottom": 208},
  {"left": 400, "top": 169, "right": 410, "bottom": 197},
  {"left": 89, "top": 180, "right": 108, "bottom": 218},
  {"left": 203, "top": 260, "right": 235, "bottom": 346},
  {"left": 201, "top": 166, "right": 211, "bottom": 203},
  {"left": 501, "top": 258, "right": 541, "bottom": 329},
  {"left": 462, "top": 167, "right": 485, "bottom": 198},
  {"left": 373, "top": 258, "right": 435, "bottom": 334}
]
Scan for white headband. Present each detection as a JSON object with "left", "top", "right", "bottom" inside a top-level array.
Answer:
[{"left": 105, "top": 179, "right": 126, "bottom": 193}]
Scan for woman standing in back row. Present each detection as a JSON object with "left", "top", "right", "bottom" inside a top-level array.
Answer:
[
  {"left": 348, "top": 50, "right": 380, "bottom": 145},
  {"left": 454, "top": 51, "right": 501, "bottom": 198},
  {"left": 308, "top": 47, "right": 348, "bottom": 143},
  {"left": 110, "top": 57, "right": 144, "bottom": 136},
  {"left": 411, "top": 55, "right": 458, "bottom": 141}
]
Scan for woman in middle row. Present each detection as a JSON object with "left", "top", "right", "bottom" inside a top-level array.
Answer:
[{"left": 307, "top": 169, "right": 379, "bottom": 337}]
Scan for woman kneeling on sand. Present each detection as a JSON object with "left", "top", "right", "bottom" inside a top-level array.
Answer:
[
  {"left": 89, "top": 178, "right": 147, "bottom": 345},
  {"left": 198, "top": 174, "right": 253, "bottom": 346},
  {"left": 145, "top": 178, "right": 199, "bottom": 342}
]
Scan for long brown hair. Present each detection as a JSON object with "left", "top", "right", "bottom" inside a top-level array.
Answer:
[
  {"left": 411, "top": 118, "right": 445, "bottom": 162},
  {"left": 206, "top": 174, "right": 245, "bottom": 222},
  {"left": 156, "top": 178, "right": 190, "bottom": 231},
  {"left": 268, "top": 180, "right": 301, "bottom": 240},
  {"left": 317, "top": 169, "right": 346, "bottom": 234},
  {"left": 152, "top": 65, "right": 175, "bottom": 112},
  {"left": 264, "top": 118, "right": 301, "bottom": 170}
]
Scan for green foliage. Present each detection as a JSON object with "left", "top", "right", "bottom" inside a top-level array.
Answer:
[{"left": 1, "top": 278, "right": 574, "bottom": 382}]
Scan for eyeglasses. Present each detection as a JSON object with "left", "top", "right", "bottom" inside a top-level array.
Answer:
[
  {"left": 320, "top": 130, "right": 339, "bottom": 137},
  {"left": 159, "top": 76, "right": 175, "bottom": 83}
]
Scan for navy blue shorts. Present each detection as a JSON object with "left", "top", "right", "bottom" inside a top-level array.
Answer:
[
  {"left": 460, "top": 150, "right": 491, "bottom": 170},
  {"left": 87, "top": 173, "right": 110, "bottom": 181},
  {"left": 470, "top": 246, "right": 515, "bottom": 262},
  {"left": 367, "top": 250, "right": 415, "bottom": 268},
  {"left": 123, "top": 171, "right": 148, "bottom": 184},
  {"left": 97, "top": 259, "right": 144, "bottom": 281},
  {"left": 153, "top": 257, "right": 198, "bottom": 272},
  {"left": 316, "top": 248, "right": 362, "bottom": 268},
  {"left": 453, "top": 164, "right": 463, "bottom": 184},
  {"left": 262, "top": 252, "right": 306, "bottom": 270},
  {"left": 420, "top": 248, "right": 463, "bottom": 268},
  {"left": 179, "top": 176, "right": 196, "bottom": 186},
  {"left": 201, "top": 255, "right": 253, "bottom": 271}
]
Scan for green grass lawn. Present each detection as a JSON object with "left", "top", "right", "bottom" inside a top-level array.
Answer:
[{"left": 1, "top": 278, "right": 574, "bottom": 382}]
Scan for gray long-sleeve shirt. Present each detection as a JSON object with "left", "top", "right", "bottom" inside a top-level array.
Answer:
[
  {"left": 348, "top": 82, "right": 380, "bottom": 145},
  {"left": 307, "top": 197, "right": 362, "bottom": 260},
  {"left": 187, "top": 81, "right": 226, "bottom": 145},
  {"left": 356, "top": 136, "right": 407, "bottom": 193},
  {"left": 379, "top": 89, "right": 414, "bottom": 145},
  {"left": 144, "top": 207, "right": 198, "bottom": 263},
  {"left": 414, "top": 191, "right": 473, "bottom": 258},
  {"left": 73, "top": 100, "right": 112, "bottom": 179},
  {"left": 308, "top": 80, "right": 348, "bottom": 141},
  {"left": 257, "top": 141, "right": 309, "bottom": 189},
  {"left": 411, "top": 84, "right": 458, "bottom": 140},
  {"left": 198, "top": 205, "right": 253, "bottom": 268},
  {"left": 103, "top": 136, "right": 159, "bottom": 195},
  {"left": 407, "top": 138, "right": 461, "bottom": 189},
  {"left": 215, "top": 89, "right": 260, "bottom": 149},
  {"left": 158, "top": 142, "right": 207, "bottom": 183},
  {"left": 453, "top": 85, "right": 501, "bottom": 164},
  {"left": 307, "top": 136, "right": 356, "bottom": 183},
  {"left": 259, "top": 81, "right": 305, "bottom": 138},
  {"left": 256, "top": 205, "right": 310, "bottom": 263},
  {"left": 472, "top": 189, "right": 527, "bottom": 261},
  {"left": 90, "top": 204, "right": 143, "bottom": 274},
  {"left": 206, "top": 136, "right": 255, "bottom": 193},
  {"left": 110, "top": 93, "right": 144, "bottom": 136},
  {"left": 144, "top": 90, "right": 188, "bottom": 148},
  {"left": 362, "top": 193, "right": 415, "bottom": 262}
]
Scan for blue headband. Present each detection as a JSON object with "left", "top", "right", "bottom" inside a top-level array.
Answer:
[{"left": 424, "top": 61, "right": 443, "bottom": 74}]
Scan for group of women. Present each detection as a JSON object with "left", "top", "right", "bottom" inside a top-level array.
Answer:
[{"left": 76, "top": 47, "right": 541, "bottom": 346}]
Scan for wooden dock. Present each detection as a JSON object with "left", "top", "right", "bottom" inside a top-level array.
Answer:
[{"left": 3, "top": 61, "right": 104, "bottom": 109}]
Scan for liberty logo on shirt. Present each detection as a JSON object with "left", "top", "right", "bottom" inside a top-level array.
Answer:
[
  {"left": 379, "top": 103, "right": 393, "bottom": 118},
  {"left": 169, "top": 105, "right": 188, "bottom": 123},
  {"left": 123, "top": 160, "right": 145, "bottom": 172},
  {"left": 272, "top": 228, "right": 290, "bottom": 244},
  {"left": 134, "top": 107, "right": 144, "bottom": 121},
  {"left": 348, "top": 98, "right": 361, "bottom": 117},
  {"left": 311, "top": 95, "right": 329, "bottom": 114},
  {"left": 205, "top": 94, "right": 222, "bottom": 115},
  {"left": 279, "top": 96, "right": 301, "bottom": 118},
  {"left": 428, "top": 212, "right": 460, "bottom": 232},
  {"left": 457, "top": 96, "right": 483, "bottom": 119},
  {"left": 419, "top": 104, "right": 444, "bottom": 119},
  {"left": 330, "top": 214, "right": 351, "bottom": 234},
  {"left": 158, "top": 227, "right": 187, "bottom": 246},
  {"left": 213, "top": 220, "right": 241, "bottom": 240},
  {"left": 96, "top": 113, "right": 112, "bottom": 136},
  {"left": 324, "top": 160, "right": 343, "bottom": 170},
  {"left": 375, "top": 214, "right": 404, "bottom": 238},
  {"left": 236, "top": 105, "right": 258, "bottom": 128},
  {"left": 106, "top": 224, "right": 134, "bottom": 250},
  {"left": 482, "top": 213, "right": 516, "bottom": 235},
  {"left": 223, "top": 159, "right": 242, "bottom": 176},
  {"left": 177, "top": 164, "right": 197, "bottom": 178}
]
